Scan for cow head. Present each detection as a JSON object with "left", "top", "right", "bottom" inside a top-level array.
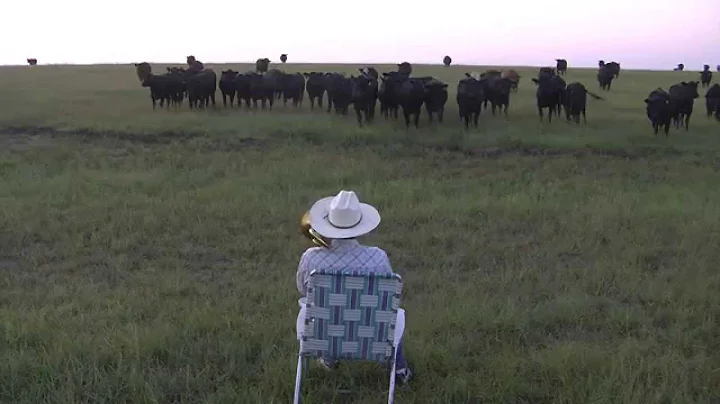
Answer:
[
  {"left": 685, "top": 81, "right": 700, "bottom": 98},
  {"left": 397, "top": 62, "right": 412, "bottom": 76},
  {"left": 221, "top": 70, "right": 238, "bottom": 80},
  {"left": 598, "top": 60, "right": 605, "bottom": 67},
  {"left": 135, "top": 62, "right": 152, "bottom": 82},
  {"left": 186, "top": 55, "right": 196, "bottom": 65}
]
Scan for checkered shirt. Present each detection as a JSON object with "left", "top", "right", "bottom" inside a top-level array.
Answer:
[{"left": 296, "top": 239, "right": 393, "bottom": 296}]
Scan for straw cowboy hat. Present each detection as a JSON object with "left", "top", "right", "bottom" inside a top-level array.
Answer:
[{"left": 309, "top": 190, "right": 381, "bottom": 239}]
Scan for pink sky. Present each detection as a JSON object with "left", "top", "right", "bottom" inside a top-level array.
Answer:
[{"left": 2, "top": 0, "right": 719, "bottom": 70}]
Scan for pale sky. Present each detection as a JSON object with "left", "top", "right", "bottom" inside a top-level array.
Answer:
[{"left": 2, "top": 0, "right": 719, "bottom": 70}]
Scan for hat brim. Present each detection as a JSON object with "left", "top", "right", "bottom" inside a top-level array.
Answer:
[{"left": 309, "top": 196, "right": 381, "bottom": 239}]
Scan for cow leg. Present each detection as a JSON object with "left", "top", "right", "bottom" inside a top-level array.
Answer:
[
  {"left": 582, "top": 108, "right": 587, "bottom": 124},
  {"left": 685, "top": 113, "right": 691, "bottom": 131},
  {"left": 548, "top": 106, "right": 554, "bottom": 123},
  {"left": 403, "top": 111, "right": 411, "bottom": 128},
  {"left": 229, "top": 93, "right": 236, "bottom": 107},
  {"left": 473, "top": 112, "right": 479, "bottom": 128},
  {"left": 414, "top": 112, "right": 420, "bottom": 128},
  {"left": 439, "top": 108, "right": 444, "bottom": 123},
  {"left": 537, "top": 106, "right": 543, "bottom": 121},
  {"left": 355, "top": 107, "right": 363, "bottom": 127}
]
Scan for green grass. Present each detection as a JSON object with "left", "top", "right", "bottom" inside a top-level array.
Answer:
[{"left": 0, "top": 63, "right": 719, "bottom": 403}]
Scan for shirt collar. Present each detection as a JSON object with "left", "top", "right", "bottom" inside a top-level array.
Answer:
[{"left": 330, "top": 239, "right": 360, "bottom": 249}]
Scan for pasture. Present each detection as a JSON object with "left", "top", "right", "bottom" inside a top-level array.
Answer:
[{"left": 0, "top": 63, "right": 719, "bottom": 403}]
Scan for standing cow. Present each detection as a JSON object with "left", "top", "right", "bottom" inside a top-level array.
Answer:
[
  {"left": 280, "top": 54, "right": 288, "bottom": 63},
  {"left": 705, "top": 84, "right": 720, "bottom": 121},
  {"left": 27, "top": 58, "right": 37, "bottom": 66},
  {"left": 674, "top": 63, "right": 685, "bottom": 71},
  {"left": 556, "top": 59, "right": 568, "bottom": 75},
  {"left": 700, "top": 65, "right": 713, "bottom": 88},
  {"left": 644, "top": 88, "right": 674, "bottom": 136},
  {"left": 443, "top": 56, "right": 452, "bottom": 67},
  {"left": 668, "top": 81, "right": 700, "bottom": 131}
]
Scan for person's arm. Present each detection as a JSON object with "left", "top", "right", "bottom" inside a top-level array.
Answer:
[
  {"left": 296, "top": 250, "right": 311, "bottom": 296},
  {"left": 377, "top": 248, "right": 394, "bottom": 273}
]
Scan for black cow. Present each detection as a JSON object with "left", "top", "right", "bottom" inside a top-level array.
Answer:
[
  {"left": 668, "top": 81, "right": 700, "bottom": 130},
  {"left": 326, "top": 73, "right": 353, "bottom": 115},
  {"left": 563, "top": 82, "right": 603, "bottom": 124},
  {"left": 280, "top": 73, "right": 305, "bottom": 107},
  {"left": 141, "top": 73, "right": 185, "bottom": 109},
  {"left": 397, "top": 62, "right": 412, "bottom": 76},
  {"left": 531, "top": 72, "right": 565, "bottom": 122},
  {"left": 219, "top": 70, "right": 239, "bottom": 107},
  {"left": 379, "top": 71, "right": 407, "bottom": 120},
  {"left": 303, "top": 72, "right": 327, "bottom": 110},
  {"left": 350, "top": 74, "right": 378, "bottom": 126},
  {"left": 644, "top": 88, "right": 674, "bottom": 136},
  {"left": 234, "top": 73, "right": 254, "bottom": 109},
  {"left": 423, "top": 79, "right": 448, "bottom": 123},
  {"left": 538, "top": 67, "right": 556, "bottom": 78},
  {"left": 185, "top": 69, "right": 217, "bottom": 109},
  {"left": 674, "top": 63, "right": 685, "bottom": 71},
  {"left": 27, "top": 58, "right": 37, "bottom": 66},
  {"left": 484, "top": 76, "right": 515, "bottom": 116},
  {"left": 597, "top": 65, "right": 614, "bottom": 91},
  {"left": 598, "top": 61, "right": 621, "bottom": 78},
  {"left": 556, "top": 59, "right": 568, "bottom": 75},
  {"left": 457, "top": 75, "right": 485, "bottom": 128},
  {"left": 247, "top": 72, "right": 277, "bottom": 110},
  {"left": 704, "top": 83, "right": 720, "bottom": 121},
  {"left": 700, "top": 66, "right": 712, "bottom": 88},
  {"left": 443, "top": 56, "right": 452, "bottom": 67}
]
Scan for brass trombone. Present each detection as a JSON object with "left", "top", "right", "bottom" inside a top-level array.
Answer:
[{"left": 300, "top": 211, "right": 331, "bottom": 248}]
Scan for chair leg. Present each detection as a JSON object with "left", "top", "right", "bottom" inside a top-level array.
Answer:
[
  {"left": 293, "top": 354, "right": 304, "bottom": 404},
  {"left": 387, "top": 345, "right": 399, "bottom": 404}
]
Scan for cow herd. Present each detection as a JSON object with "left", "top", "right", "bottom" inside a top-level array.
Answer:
[{"left": 132, "top": 56, "right": 720, "bottom": 135}]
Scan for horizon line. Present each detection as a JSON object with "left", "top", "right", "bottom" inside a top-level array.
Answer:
[{"left": 1, "top": 61, "right": 692, "bottom": 72}]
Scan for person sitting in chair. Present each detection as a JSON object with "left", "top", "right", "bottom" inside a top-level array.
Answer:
[{"left": 295, "top": 189, "right": 412, "bottom": 384}]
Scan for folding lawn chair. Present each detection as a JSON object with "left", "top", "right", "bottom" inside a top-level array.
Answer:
[{"left": 293, "top": 269, "right": 405, "bottom": 404}]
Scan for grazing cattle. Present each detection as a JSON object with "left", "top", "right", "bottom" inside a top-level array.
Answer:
[
  {"left": 397, "top": 62, "right": 412, "bottom": 76},
  {"left": 531, "top": 73, "right": 565, "bottom": 122},
  {"left": 443, "top": 56, "right": 452, "bottom": 67},
  {"left": 135, "top": 62, "right": 152, "bottom": 82},
  {"left": 256, "top": 58, "right": 270, "bottom": 73},
  {"left": 423, "top": 79, "right": 448, "bottom": 123},
  {"left": 700, "top": 65, "right": 712, "bottom": 88},
  {"left": 597, "top": 65, "right": 614, "bottom": 91},
  {"left": 556, "top": 59, "right": 568, "bottom": 75},
  {"left": 185, "top": 69, "right": 217, "bottom": 109},
  {"left": 501, "top": 69, "right": 521, "bottom": 92},
  {"left": 350, "top": 74, "right": 378, "bottom": 126},
  {"left": 27, "top": 58, "right": 37, "bottom": 66},
  {"left": 219, "top": 70, "right": 239, "bottom": 107},
  {"left": 457, "top": 75, "right": 485, "bottom": 128},
  {"left": 485, "top": 76, "right": 515, "bottom": 116},
  {"left": 705, "top": 84, "right": 720, "bottom": 121},
  {"left": 563, "top": 82, "right": 603, "bottom": 124},
  {"left": 303, "top": 72, "right": 327, "bottom": 110},
  {"left": 598, "top": 61, "right": 621, "bottom": 78},
  {"left": 674, "top": 63, "right": 685, "bottom": 71},
  {"left": 668, "top": 81, "right": 700, "bottom": 130},
  {"left": 280, "top": 72, "right": 306, "bottom": 107},
  {"left": 644, "top": 88, "right": 674, "bottom": 136},
  {"left": 280, "top": 54, "right": 288, "bottom": 63}
]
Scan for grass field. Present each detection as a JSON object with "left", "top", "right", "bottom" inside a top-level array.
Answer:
[{"left": 0, "top": 62, "right": 719, "bottom": 404}]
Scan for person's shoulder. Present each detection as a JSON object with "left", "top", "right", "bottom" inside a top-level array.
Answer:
[
  {"left": 301, "top": 246, "right": 326, "bottom": 258},
  {"left": 364, "top": 245, "right": 390, "bottom": 259}
]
